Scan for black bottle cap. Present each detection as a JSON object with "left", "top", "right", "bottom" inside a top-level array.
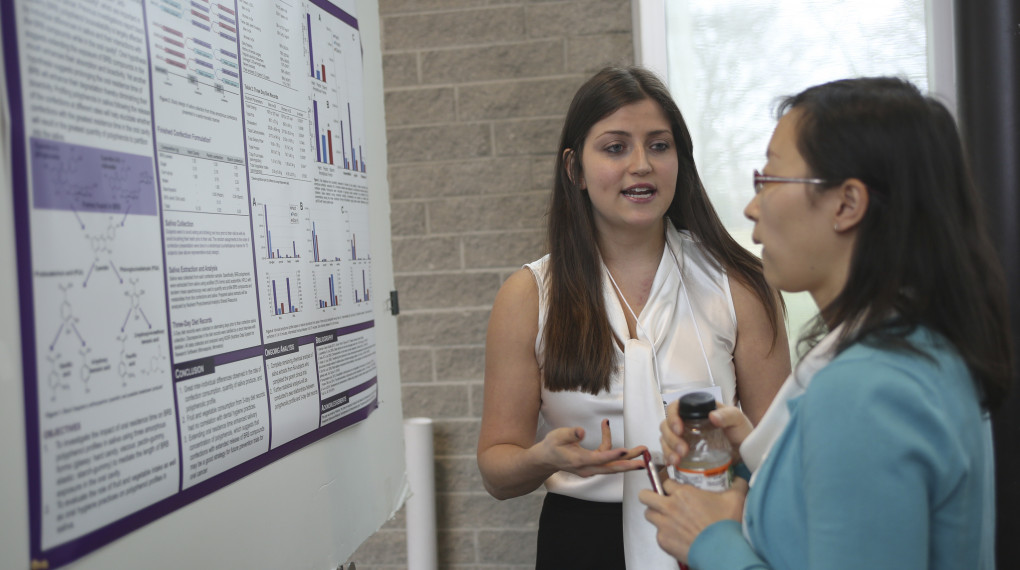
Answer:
[{"left": 679, "top": 391, "right": 716, "bottom": 419}]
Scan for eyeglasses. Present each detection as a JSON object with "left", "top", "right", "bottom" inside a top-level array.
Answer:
[{"left": 753, "top": 169, "right": 832, "bottom": 194}]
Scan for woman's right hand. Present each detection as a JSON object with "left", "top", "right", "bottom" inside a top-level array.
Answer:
[
  {"left": 537, "top": 418, "right": 646, "bottom": 477},
  {"left": 659, "top": 402, "right": 753, "bottom": 468},
  {"left": 478, "top": 269, "right": 644, "bottom": 498}
]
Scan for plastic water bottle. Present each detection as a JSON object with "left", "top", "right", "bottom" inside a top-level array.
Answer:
[{"left": 675, "top": 392, "right": 732, "bottom": 491}]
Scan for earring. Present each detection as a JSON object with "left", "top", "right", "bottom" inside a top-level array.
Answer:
[{"left": 833, "top": 224, "right": 840, "bottom": 232}]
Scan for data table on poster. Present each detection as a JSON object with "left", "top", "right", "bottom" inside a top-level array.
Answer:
[
  {"left": 244, "top": 96, "right": 311, "bottom": 181},
  {"left": 158, "top": 145, "right": 248, "bottom": 215}
]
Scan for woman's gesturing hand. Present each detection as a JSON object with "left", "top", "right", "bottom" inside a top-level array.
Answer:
[{"left": 537, "top": 419, "right": 646, "bottom": 477}]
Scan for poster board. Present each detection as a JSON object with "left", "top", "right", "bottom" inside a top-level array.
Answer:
[{"left": 0, "top": 0, "right": 406, "bottom": 568}]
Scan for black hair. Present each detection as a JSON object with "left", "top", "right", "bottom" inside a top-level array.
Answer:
[{"left": 780, "top": 77, "right": 1012, "bottom": 409}]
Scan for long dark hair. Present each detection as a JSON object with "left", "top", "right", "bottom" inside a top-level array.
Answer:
[
  {"left": 543, "top": 66, "right": 782, "bottom": 394},
  {"left": 782, "top": 77, "right": 1013, "bottom": 410}
]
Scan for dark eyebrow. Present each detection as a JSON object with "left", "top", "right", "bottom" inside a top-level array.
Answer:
[
  {"left": 594, "top": 130, "right": 631, "bottom": 138},
  {"left": 593, "top": 129, "right": 673, "bottom": 138}
]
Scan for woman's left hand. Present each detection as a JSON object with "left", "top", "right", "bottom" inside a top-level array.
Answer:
[{"left": 638, "top": 478, "right": 749, "bottom": 563}]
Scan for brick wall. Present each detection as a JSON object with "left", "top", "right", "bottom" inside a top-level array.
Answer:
[{"left": 350, "top": 1, "right": 634, "bottom": 567}]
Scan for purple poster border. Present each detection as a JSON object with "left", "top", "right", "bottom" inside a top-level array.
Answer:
[
  {"left": 2, "top": 0, "right": 379, "bottom": 568},
  {"left": 2, "top": 0, "right": 47, "bottom": 567},
  {"left": 37, "top": 377, "right": 378, "bottom": 569},
  {"left": 309, "top": 0, "right": 359, "bottom": 30}
]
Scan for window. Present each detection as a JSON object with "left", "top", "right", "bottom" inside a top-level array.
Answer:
[{"left": 636, "top": 0, "right": 949, "bottom": 358}]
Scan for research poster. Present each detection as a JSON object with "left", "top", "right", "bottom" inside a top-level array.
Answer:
[{"left": 1, "top": 0, "right": 379, "bottom": 567}]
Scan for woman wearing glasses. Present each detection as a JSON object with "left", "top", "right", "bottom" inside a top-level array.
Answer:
[
  {"left": 477, "top": 66, "right": 790, "bottom": 568},
  {"left": 641, "top": 77, "right": 1011, "bottom": 569}
]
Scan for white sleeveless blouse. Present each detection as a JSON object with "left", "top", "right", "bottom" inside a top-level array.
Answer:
[{"left": 526, "top": 225, "right": 738, "bottom": 502}]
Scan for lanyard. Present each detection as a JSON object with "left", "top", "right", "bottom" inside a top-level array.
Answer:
[{"left": 604, "top": 235, "right": 718, "bottom": 398}]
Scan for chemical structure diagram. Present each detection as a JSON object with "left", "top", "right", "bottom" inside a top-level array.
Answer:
[
  {"left": 33, "top": 140, "right": 169, "bottom": 402},
  {"left": 43, "top": 283, "right": 94, "bottom": 399},
  {"left": 121, "top": 278, "right": 152, "bottom": 332},
  {"left": 49, "top": 283, "right": 84, "bottom": 352},
  {"left": 79, "top": 213, "right": 125, "bottom": 288},
  {"left": 117, "top": 332, "right": 168, "bottom": 387},
  {"left": 42, "top": 207, "right": 166, "bottom": 400},
  {"left": 44, "top": 352, "right": 71, "bottom": 401}
]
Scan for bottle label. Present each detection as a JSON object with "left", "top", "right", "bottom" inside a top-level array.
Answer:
[{"left": 675, "top": 460, "right": 732, "bottom": 492}]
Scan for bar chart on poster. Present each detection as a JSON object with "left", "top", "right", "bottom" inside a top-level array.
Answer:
[
  {"left": 307, "top": 3, "right": 368, "bottom": 175},
  {"left": 0, "top": 0, "right": 403, "bottom": 569}
]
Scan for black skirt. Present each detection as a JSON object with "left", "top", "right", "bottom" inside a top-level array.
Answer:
[{"left": 536, "top": 492, "right": 625, "bottom": 569}]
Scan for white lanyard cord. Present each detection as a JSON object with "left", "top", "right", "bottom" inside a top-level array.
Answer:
[
  {"left": 605, "top": 267, "right": 666, "bottom": 395},
  {"left": 604, "top": 237, "right": 717, "bottom": 393},
  {"left": 667, "top": 242, "right": 718, "bottom": 388}
]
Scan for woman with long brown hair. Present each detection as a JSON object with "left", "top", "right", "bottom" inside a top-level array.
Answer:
[{"left": 477, "top": 66, "right": 790, "bottom": 568}]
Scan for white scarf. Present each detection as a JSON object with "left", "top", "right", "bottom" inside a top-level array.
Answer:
[
  {"left": 740, "top": 325, "right": 844, "bottom": 475},
  {"left": 611, "top": 227, "right": 702, "bottom": 568},
  {"left": 622, "top": 337, "right": 677, "bottom": 568}
]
